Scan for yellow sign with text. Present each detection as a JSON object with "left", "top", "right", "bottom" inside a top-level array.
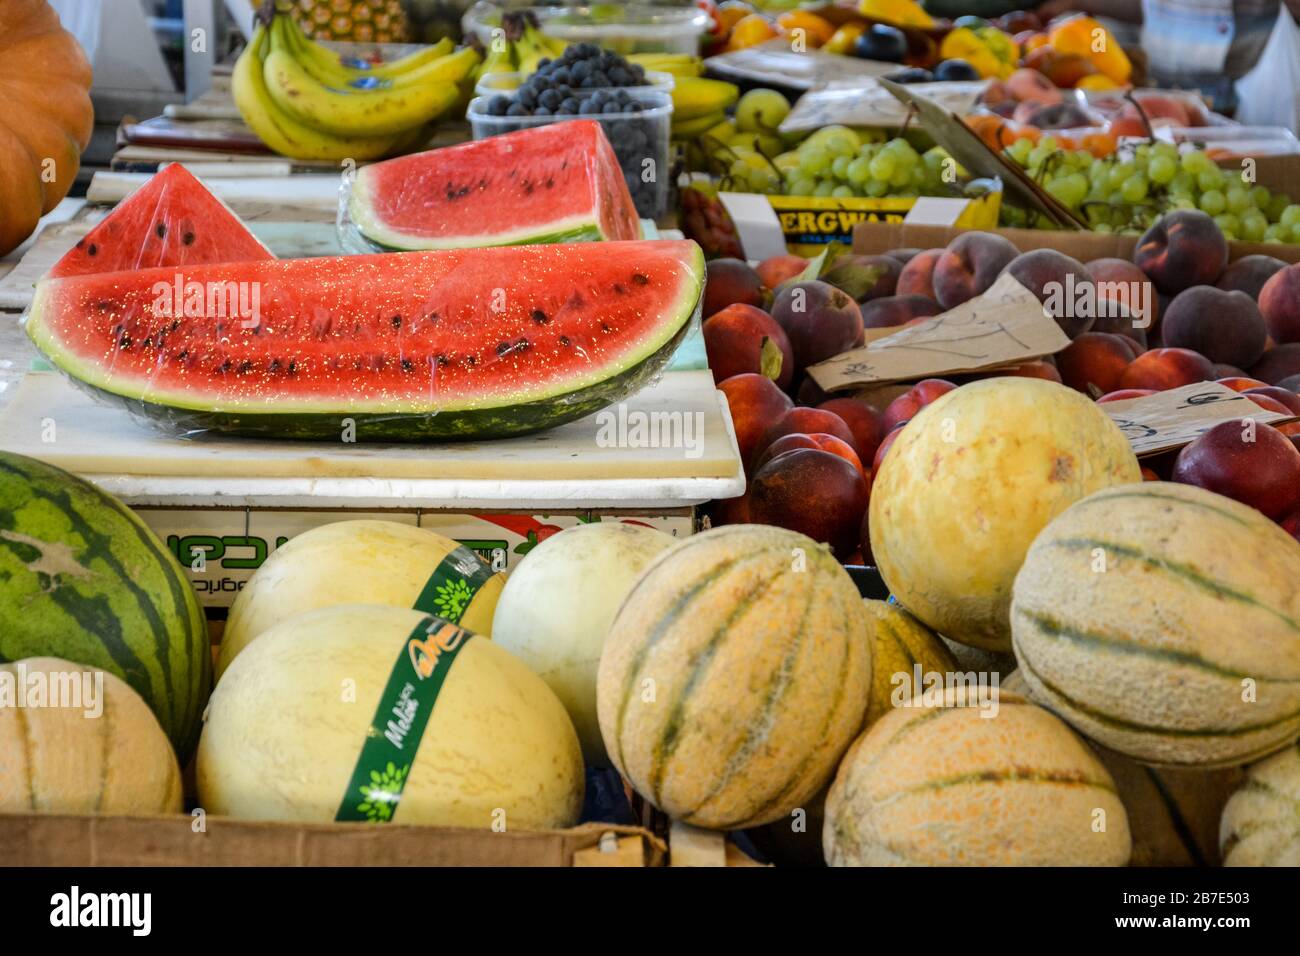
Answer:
[{"left": 768, "top": 191, "right": 1001, "bottom": 257}]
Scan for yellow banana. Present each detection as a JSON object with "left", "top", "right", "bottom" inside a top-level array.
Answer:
[
  {"left": 628, "top": 53, "right": 705, "bottom": 78},
  {"left": 283, "top": 16, "right": 458, "bottom": 90},
  {"left": 672, "top": 76, "right": 739, "bottom": 122},
  {"left": 232, "top": 22, "right": 402, "bottom": 161},
  {"left": 262, "top": 17, "right": 460, "bottom": 138},
  {"left": 671, "top": 109, "right": 728, "bottom": 138}
]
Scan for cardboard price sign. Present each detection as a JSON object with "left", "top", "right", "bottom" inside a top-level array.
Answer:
[
  {"left": 780, "top": 78, "right": 989, "bottom": 133},
  {"left": 807, "top": 273, "right": 1070, "bottom": 390},
  {"left": 1099, "top": 382, "right": 1299, "bottom": 457}
]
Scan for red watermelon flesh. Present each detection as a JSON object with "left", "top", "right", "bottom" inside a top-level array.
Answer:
[
  {"left": 347, "top": 120, "right": 641, "bottom": 251},
  {"left": 26, "top": 240, "right": 704, "bottom": 440},
  {"left": 47, "top": 164, "right": 274, "bottom": 279}
]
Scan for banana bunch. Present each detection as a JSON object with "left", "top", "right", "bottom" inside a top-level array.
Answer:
[
  {"left": 666, "top": 76, "right": 739, "bottom": 140},
  {"left": 515, "top": 12, "right": 567, "bottom": 75},
  {"left": 626, "top": 53, "right": 705, "bottom": 79},
  {"left": 232, "top": 8, "right": 478, "bottom": 161},
  {"left": 470, "top": 10, "right": 567, "bottom": 84}
]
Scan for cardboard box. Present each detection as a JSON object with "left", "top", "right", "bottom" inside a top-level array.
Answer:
[
  {"left": 767, "top": 191, "right": 1001, "bottom": 257},
  {"left": 0, "top": 814, "right": 666, "bottom": 867},
  {"left": 852, "top": 221, "right": 1300, "bottom": 265}
]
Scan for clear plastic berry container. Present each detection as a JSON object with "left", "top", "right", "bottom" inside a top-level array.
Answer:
[
  {"left": 467, "top": 89, "right": 673, "bottom": 220},
  {"left": 464, "top": 2, "right": 710, "bottom": 56},
  {"left": 474, "top": 68, "right": 674, "bottom": 99}
]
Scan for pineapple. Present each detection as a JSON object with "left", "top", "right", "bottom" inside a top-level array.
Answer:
[{"left": 294, "top": 0, "right": 412, "bottom": 44}]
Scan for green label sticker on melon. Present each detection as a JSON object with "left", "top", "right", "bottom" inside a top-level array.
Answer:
[
  {"left": 335, "top": 615, "right": 474, "bottom": 823},
  {"left": 412, "top": 545, "right": 494, "bottom": 622}
]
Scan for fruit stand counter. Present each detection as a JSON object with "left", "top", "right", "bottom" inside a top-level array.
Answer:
[{"left": 0, "top": 367, "right": 742, "bottom": 613}]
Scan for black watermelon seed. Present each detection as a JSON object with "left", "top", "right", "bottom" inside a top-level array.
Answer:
[
  {"left": 287, "top": 360, "right": 298, "bottom": 375},
  {"left": 532, "top": 309, "right": 549, "bottom": 325},
  {"left": 170, "top": 319, "right": 181, "bottom": 331},
  {"left": 176, "top": 349, "right": 190, "bottom": 362},
  {"left": 613, "top": 283, "right": 626, "bottom": 295},
  {"left": 479, "top": 179, "right": 487, "bottom": 190},
  {"left": 155, "top": 222, "right": 167, "bottom": 239},
  {"left": 428, "top": 311, "right": 439, "bottom": 324},
  {"left": 87, "top": 244, "right": 97, "bottom": 257},
  {"left": 466, "top": 354, "right": 478, "bottom": 366},
  {"left": 182, "top": 232, "right": 195, "bottom": 245},
  {"left": 496, "top": 341, "right": 511, "bottom": 356},
  {"left": 435, "top": 353, "right": 450, "bottom": 367},
  {"left": 117, "top": 334, "right": 131, "bottom": 350},
  {"left": 600, "top": 322, "right": 612, "bottom": 333},
  {"left": 75, "top": 239, "right": 84, "bottom": 249},
  {"left": 401, "top": 358, "right": 414, "bottom": 373},
  {"left": 238, "top": 360, "right": 253, "bottom": 374},
  {"left": 391, "top": 314, "right": 402, "bottom": 329},
  {"left": 142, "top": 336, "right": 153, "bottom": 349},
  {"left": 559, "top": 335, "right": 571, "bottom": 347},
  {"left": 545, "top": 178, "right": 555, "bottom": 189},
  {"left": 632, "top": 273, "right": 648, "bottom": 285},
  {"left": 268, "top": 358, "right": 281, "bottom": 373},
  {"left": 218, "top": 359, "right": 232, "bottom": 373}
]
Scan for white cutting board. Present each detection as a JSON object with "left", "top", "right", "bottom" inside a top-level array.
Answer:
[{"left": 0, "top": 370, "right": 740, "bottom": 484}]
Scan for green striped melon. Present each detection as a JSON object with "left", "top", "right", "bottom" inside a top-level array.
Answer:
[
  {"left": 0, "top": 452, "right": 210, "bottom": 759},
  {"left": 1220, "top": 742, "right": 1300, "bottom": 866},
  {"left": 219, "top": 520, "right": 504, "bottom": 681},
  {"left": 0, "top": 657, "right": 182, "bottom": 814},
  {"left": 1011, "top": 481, "right": 1300, "bottom": 767},
  {"left": 823, "top": 687, "right": 1132, "bottom": 866},
  {"left": 862, "top": 599, "right": 957, "bottom": 728},
  {"left": 597, "top": 524, "right": 873, "bottom": 831}
]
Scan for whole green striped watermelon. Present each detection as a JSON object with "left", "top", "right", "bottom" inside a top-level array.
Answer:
[{"left": 0, "top": 452, "right": 210, "bottom": 759}]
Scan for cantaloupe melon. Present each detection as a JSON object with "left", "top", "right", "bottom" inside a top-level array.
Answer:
[
  {"left": 870, "top": 378, "right": 1140, "bottom": 652},
  {"left": 597, "top": 524, "right": 873, "bottom": 831},
  {"left": 862, "top": 600, "right": 957, "bottom": 727},
  {"left": 1005, "top": 668, "right": 1242, "bottom": 866},
  {"left": 823, "top": 687, "right": 1132, "bottom": 866},
  {"left": 198, "top": 605, "right": 584, "bottom": 828},
  {"left": 0, "top": 657, "right": 182, "bottom": 814},
  {"left": 1220, "top": 742, "right": 1300, "bottom": 866},
  {"left": 491, "top": 521, "right": 676, "bottom": 766},
  {"left": 1012, "top": 481, "right": 1300, "bottom": 767},
  {"left": 219, "top": 520, "right": 504, "bottom": 679}
]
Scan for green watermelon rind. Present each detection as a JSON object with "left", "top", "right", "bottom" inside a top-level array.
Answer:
[
  {"left": 25, "top": 244, "right": 704, "bottom": 441},
  {"left": 346, "top": 169, "right": 631, "bottom": 251},
  {"left": 0, "top": 452, "right": 211, "bottom": 761}
]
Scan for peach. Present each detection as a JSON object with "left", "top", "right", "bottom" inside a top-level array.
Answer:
[
  {"left": 1087, "top": 257, "right": 1159, "bottom": 334},
  {"left": 1280, "top": 508, "right": 1300, "bottom": 544},
  {"left": 860, "top": 293, "right": 943, "bottom": 330},
  {"left": 1002, "top": 248, "right": 1095, "bottom": 338},
  {"left": 1244, "top": 386, "right": 1300, "bottom": 415},
  {"left": 1277, "top": 374, "right": 1300, "bottom": 392},
  {"left": 1006, "top": 67, "right": 1062, "bottom": 105},
  {"left": 884, "top": 247, "right": 923, "bottom": 265},
  {"left": 1216, "top": 376, "right": 1269, "bottom": 392},
  {"left": 711, "top": 492, "right": 750, "bottom": 526},
  {"left": 748, "top": 448, "right": 869, "bottom": 558},
  {"left": 719, "top": 372, "right": 793, "bottom": 467},
  {"left": 1160, "top": 286, "right": 1267, "bottom": 369},
  {"left": 872, "top": 420, "right": 907, "bottom": 474},
  {"left": 761, "top": 406, "right": 859, "bottom": 461},
  {"left": 771, "top": 280, "right": 864, "bottom": 370},
  {"left": 756, "top": 253, "right": 808, "bottom": 291},
  {"left": 1096, "top": 387, "right": 1156, "bottom": 403},
  {"left": 897, "top": 248, "right": 943, "bottom": 299},
  {"left": 1117, "top": 347, "right": 1214, "bottom": 391},
  {"left": 882, "top": 378, "right": 956, "bottom": 432},
  {"left": 1216, "top": 255, "right": 1287, "bottom": 300},
  {"left": 1212, "top": 364, "right": 1247, "bottom": 380},
  {"left": 1055, "top": 332, "right": 1139, "bottom": 396},
  {"left": 704, "top": 303, "right": 796, "bottom": 390},
  {"left": 1133, "top": 211, "right": 1228, "bottom": 296},
  {"left": 754, "top": 432, "right": 866, "bottom": 477},
  {"left": 1258, "top": 264, "right": 1300, "bottom": 344},
  {"left": 821, "top": 254, "right": 901, "bottom": 303},
  {"left": 794, "top": 374, "right": 829, "bottom": 407},
  {"left": 1244, "top": 393, "right": 1296, "bottom": 417},
  {"left": 1171, "top": 420, "right": 1300, "bottom": 519},
  {"left": 933, "top": 231, "right": 1019, "bottom": 309},
  {"left": 967, "top": 361, "right": 1062, "bottom": 383},
  {"left": 704, "top": 258, "right": 765, "bottom": 318},
  {"left": 1250, "top": 344, "right": 1300, "bottom": 385},
  {"left": 818, "top": 397, "right": 883, "bottom": 463}
]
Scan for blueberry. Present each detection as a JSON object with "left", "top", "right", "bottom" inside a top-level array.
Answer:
[
  {"left": 538, "top": 88, "right": 561, "bottom": 109},
  {"left": 602, "top": 100, "right": 622, "bottom": 114},
  {"left": 517, "top": 88, "right": 537, "bottom": 108},
  {"left": 555, "top": 84, "right": 571, "bottom": 98},
  {"left": 560, "top": 97, "right": 580, "bottom": 113},
  {"left": 589, "top": 70, "right": 609, "bottom": 87},
  {"left": 623, "top": 102, "right": 642, "bottom": 113},
  {"left": 551, "top": 68, "right": 570, "bottom": 85},
  {"left": 487, "top": 95, "right": 510, "bottom": 116},
  {"left": 534, "top": 106, "right": 551, "bottom": 116},
  {"left": 578, "top": 99, "right": 601, "bottom": 115},
  {"left": 609, "top": 68, "right": 630, "bottom": 86},
  {"left": 630, "top": 64, "right": 646, "bottom": 83},
  {"left": 571, "top": 60, "right": 591, "bottom": 80},
  {"left": 537, "top": 57, "right": 551, "bottom": 70},
  {"left": 506, "top": 102, "right": 529, "bottom": 116}
]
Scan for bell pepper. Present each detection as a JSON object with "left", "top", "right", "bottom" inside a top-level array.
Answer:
[
  {"left": 858, "top": 0, "right": 934, "bottom": 29},
  {"left": 975, "top": 27, "right": 1019, "bottom": 76},
  {"left": 1048, "top": 15, "right": 1132, "bottom": 84},
  {"left": 938, "top": 27, "right": 1011, "bottom": 80}
]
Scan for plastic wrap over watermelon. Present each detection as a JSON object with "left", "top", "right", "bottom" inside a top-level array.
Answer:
[
  {"left": 47, "top": 163, "right": 274, "bottom": 279},
  {"left": 338, "top": 120, "right": 643, "bottom": 254},
  {"left": 25, "top": 240, "right": 705, "bottom": 442}
]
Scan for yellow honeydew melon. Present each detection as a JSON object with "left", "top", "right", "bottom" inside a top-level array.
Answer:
[
  {"left": 597, "top": 524, "right": 873, "bottom": 831},
  {"left": 1220, "top": 743, "right": 1300, "bottom": 866},
  {"left": 219, "top": 520, "right": 504, "bottom": 679},
  {"left": 0, "top": 657, "right": 181, "bottom": 814},
  {"left": 491, "top": 521, "right": 676, "bottom": 766},
  {"left": 824, "top": 687, "right": 1132, "bottom": 866},
  {"left": 870, "top": 378, "right": 1141, "bottom": 652},
  {"left": 198, "top": 604, "right": 584, "bottom": 828},
  {"left": 1012, "top": 481, "right": 1300, "bottom": 767},
  {"left": 861, "top": 599, "right": 957, "bottom": 728}
]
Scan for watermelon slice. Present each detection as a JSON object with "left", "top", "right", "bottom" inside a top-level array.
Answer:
[
  {"left": 47, "top": 164, "right": 273, "bottom": 279},
  {"left": 345, "top": 120, "right": 642, "bottom": 251},
  {"left": 26, "top": 240, "right": 704, "bottom": 441}
]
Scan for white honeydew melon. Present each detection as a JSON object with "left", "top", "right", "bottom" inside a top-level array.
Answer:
[
  {"left": 490, "top": 521, "right": 676, "bottom": 766},
  {"left": 218, "top": 520, "right": 504, "bottom": 680},
  {"left": 198, "top": 604, "right": 584, "bottom": 829}
]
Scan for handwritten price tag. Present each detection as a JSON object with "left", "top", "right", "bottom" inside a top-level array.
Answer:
[
  {"left": 781, "top": 78, "right": 989, "bottom": 133},
  {"left": 1099, "top": 382, "right": 1299, "bottom": 456},
  {"left": 807, "top": 273, "right": 1070, "bottom": 391}
]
